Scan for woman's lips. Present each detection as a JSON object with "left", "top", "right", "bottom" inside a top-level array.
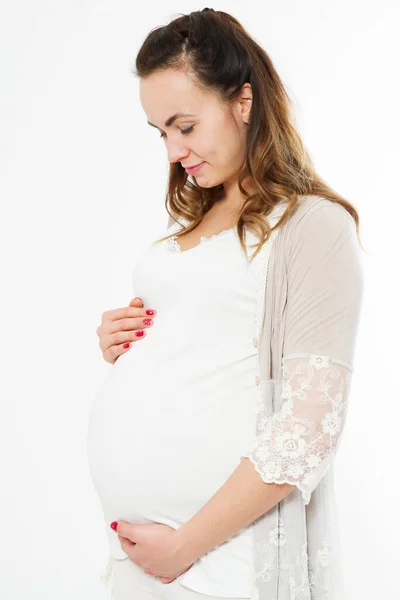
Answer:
[{"left": 185, "top": 162, "right": 205, "bottom": 174}]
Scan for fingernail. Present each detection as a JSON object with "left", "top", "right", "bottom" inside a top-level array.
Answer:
[{"left": 110, "top": 521, "right": 118, "bottom": 531}]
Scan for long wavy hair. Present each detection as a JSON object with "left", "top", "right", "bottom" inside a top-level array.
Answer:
[{"left": 133, "top": 8, "right": 364, "bottom": 261}]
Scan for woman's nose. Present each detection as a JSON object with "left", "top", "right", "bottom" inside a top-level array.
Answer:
[{"left": 166, "top": 141, "right": 190, "bottom": 164}]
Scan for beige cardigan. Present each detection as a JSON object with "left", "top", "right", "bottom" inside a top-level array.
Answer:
[
  {"left": 102, "top": 194, "right": 364, "bottom": 599},
  {"left": 248, "top": 194, "right": 363, "bottom": 599}
]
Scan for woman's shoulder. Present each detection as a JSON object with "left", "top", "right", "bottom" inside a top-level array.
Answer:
[
  {"left": 284, "top": 194, "right": 355, "bottom": 236},
  {"left": 298, "top": 195, "right": 355, "bottom": 230},
  {"left": 272, "top": 195, "right": 358, "bottom": 271}
]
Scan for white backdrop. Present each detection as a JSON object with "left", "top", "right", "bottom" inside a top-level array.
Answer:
[{"left": 1, "top": 1, "right": 399, "bottom": 598}]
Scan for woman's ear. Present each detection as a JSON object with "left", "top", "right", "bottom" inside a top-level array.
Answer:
[{"left": 240, "top": 83, "right": 252, "bottom": 124}]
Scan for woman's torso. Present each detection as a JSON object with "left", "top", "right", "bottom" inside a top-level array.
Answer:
[{"left": 86, "top": 214, "right": 280, "bottom": 597}]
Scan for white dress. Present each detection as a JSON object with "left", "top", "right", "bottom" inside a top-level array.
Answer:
[{"left": 86, "top": 204, "right": 287, "bottom": 598}]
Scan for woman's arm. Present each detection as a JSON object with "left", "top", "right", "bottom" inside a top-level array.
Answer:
[{"left": 175, "top": 458, "right": 295, "bottom": 563}]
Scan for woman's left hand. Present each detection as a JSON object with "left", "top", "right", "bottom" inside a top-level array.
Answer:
[{"left": 114, "top": 521, "right": 196, "bottom": 583}]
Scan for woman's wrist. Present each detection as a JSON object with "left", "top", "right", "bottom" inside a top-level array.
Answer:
[{"left": 173, "top": 524, "right": 207, "bottom": 565}]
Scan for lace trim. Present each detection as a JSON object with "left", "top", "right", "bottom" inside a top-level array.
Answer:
[
  {"left": 165, "top": 235, "right": 182, "bottom": 252},
  {"left": 251, "top": 507, "right": 339, "bottom": 600},
  {"left": 241, "top": 353, "right": 352, "bottom": 505},
  {"left": 199, "top": 229, "right": 233, "bottom": 242},
  {"left": 165, "top": 227, "right": 234, "bottom": 252}
]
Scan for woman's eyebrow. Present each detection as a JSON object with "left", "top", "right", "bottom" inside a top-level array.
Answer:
[{"left": 147, "top": 112, "right": 197, "bottom": 128}]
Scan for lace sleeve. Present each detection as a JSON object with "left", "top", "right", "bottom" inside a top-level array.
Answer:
[
  {"left": 242, "top": 353, "right": 352, "bottom": 504},
  {"left": 241, "top": 203, "right": 364, "bottom": 505}
]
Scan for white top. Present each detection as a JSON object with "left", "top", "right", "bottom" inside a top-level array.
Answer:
[{"left": 87, "top": 214, "right": 281, "bottom": 598}]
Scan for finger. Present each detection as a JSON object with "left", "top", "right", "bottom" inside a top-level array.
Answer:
[
  {"left": 115, "top": 521, "right": 136, "bottom": 542},
  {"left": 117, "top": 533, "right": 136, "bottom": 545},
  {"left": 108, "top": 315, "right": 155, "bottom": 336},
  {"left": 102, "top": 307, "right": 136, "bottom": 322},
  {"left": 102, "top": 304, "right": 152, "bottom": 323},
  {"left": 129, "top": 297, "right": 144, "bottom": 307},
  {"left": 118, "top": 536, "right": 136, "bottom": 555}
]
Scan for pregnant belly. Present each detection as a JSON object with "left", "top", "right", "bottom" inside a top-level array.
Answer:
[{"left": 86, "top": 376, "right": 258, "bottom": 527}]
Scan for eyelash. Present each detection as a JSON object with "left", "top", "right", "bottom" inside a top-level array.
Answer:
[{"left": 159, "top": 125, "right": 195, "bottom": 138}]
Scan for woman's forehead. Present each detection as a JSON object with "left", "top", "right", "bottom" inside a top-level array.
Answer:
[{"left": 139, "top": 70, "right": 212, "bottom": 115}]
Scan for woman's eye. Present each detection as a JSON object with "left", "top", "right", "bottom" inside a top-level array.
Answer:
[
  {"left": 181, "top": 125, "right": 194, "bottom": 135},
  {"left": 159, "top": 125, "right": 195, "bottom": 138}
]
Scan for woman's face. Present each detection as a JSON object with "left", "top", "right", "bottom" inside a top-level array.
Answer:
[{"left": 139, "top": 68, "right": 252, "bottom": 189}]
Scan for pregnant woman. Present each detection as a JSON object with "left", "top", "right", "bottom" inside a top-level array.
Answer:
[{"left": 87, "top": 8, "right": 364, "bottom": 600}]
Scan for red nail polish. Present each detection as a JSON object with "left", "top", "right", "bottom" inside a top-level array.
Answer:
[
  {"left": 123, "top": 342, "right": 130, "bottom": 349},
  {"left": 146, "top": 309, "right": 155, "bottom": 315},
  {"left": 136, "top": 330, "right": 144, "bottom": 337},
  {"left": 110, "top": 521, "right": 118, "bottom": 531}
]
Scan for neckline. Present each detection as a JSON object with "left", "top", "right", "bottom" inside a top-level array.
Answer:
[
  {"left": 165, "top": 201, "right": 287, "bottom": 254},
  {"left": 167, "top": 225, "right": 235, "bottom": 254}
]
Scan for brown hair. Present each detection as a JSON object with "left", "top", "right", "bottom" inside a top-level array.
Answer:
[{"left": 133, "top": 8, "right": 364, "bottom": 261}]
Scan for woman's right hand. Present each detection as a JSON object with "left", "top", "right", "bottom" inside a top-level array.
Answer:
[{"left": 96, "top": 297, "right": 156, "bottom": 364}]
